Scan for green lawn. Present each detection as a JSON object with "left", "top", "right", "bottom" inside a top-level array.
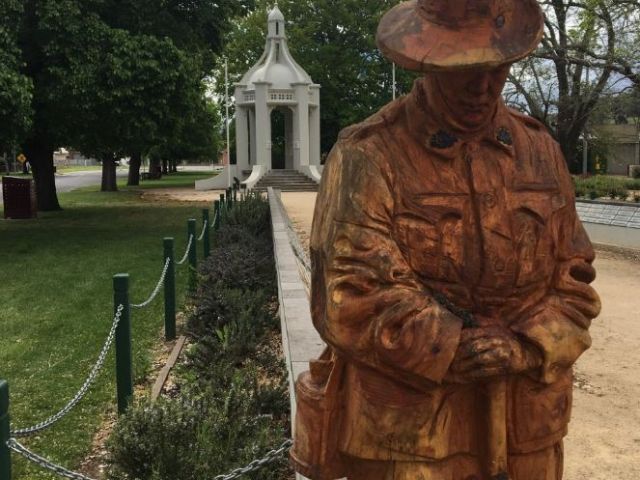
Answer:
[{"left": 0, "top": 182, "right": 213, "bottom": 479}]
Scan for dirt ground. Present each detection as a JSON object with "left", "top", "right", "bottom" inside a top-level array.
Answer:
[
  {"left": 147, "top": 188, "right": 640, "bottom": 478},
  {"left": 280, "top": 192, "right": 640, "bottom": 480}
]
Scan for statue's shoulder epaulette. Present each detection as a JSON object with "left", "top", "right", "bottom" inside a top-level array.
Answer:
[
  {"left": 507, "top": 107, "right": 547, "bottom": 132},
  {"left": 338, "top": 99, "right": 405, "bottom": 143}
]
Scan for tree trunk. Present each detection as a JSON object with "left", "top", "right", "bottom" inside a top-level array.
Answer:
[
  {"left": 162, "top": 158, "right": 169, "bottom": 175},
  {"left": 127, "top": 152, "right": 142, "bottom": 186},
  {"left": 24, "top": 138, "right": 61, "bottom": 211},
  {"left": 171, "top": 159, "right": 178, "bottom": 173},
  {"left": 149, "top": 157, "right": 162, "bottom": 179},
  {"left": 101, "top": 155, "right": 118, "bottom": 191}
]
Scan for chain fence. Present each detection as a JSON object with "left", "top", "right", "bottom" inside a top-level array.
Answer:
[
  {"left": 7, "top": 439, "right": 96, "bottom": 480},
  {"left": 176, "top": 234, "right": 194, "bottom": 266},
  {"left": 212, "top": 439, "right": 293, "bottom": 480},
  {"left": 4, "top": 197, "right": 298, "bottom": 480},
  {"left": 209, "top": 212, "right": 219, "bottom": 229},
  {"left": 10, "top": 305, "right": 125, "bottom": 438},
  {"left": 131, "top": 258, "right": 171, "bottom": 309},
  {"left": 197, "top": 220, "right": 208, "bottom": 241},
  {"left": 7, "top": 437, "right": 293, "bottom": 480}
]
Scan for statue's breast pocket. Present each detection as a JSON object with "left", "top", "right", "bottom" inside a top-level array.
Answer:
[
  {"left": 394, "top": 195, "right": 466, "bottom": 283},
  {"left": 510, "top": 190, "right": 565, "bottom": 287}
]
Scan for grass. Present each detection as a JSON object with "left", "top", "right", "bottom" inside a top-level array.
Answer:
[{"left": 0, "top": 180, "right": 212, "bottom": 479}]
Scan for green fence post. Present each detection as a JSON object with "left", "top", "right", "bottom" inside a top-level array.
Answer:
[
  {"left": 113, "top": 274, "right": 133, "bottom": 415},
  {"left": 163, "top": 238, "right": 176, "bottom": 341},
  {"left": 188, "top": 219, "right": 197, "bottom": 292},
  {"left": 214, "top": 200, "right": 221, "bottom": 231},
  {"left": 220, "top": 193, "right": 226, "bottom": 213},
  {"left": 227, "top": 188, "right": 233, "bottom": 210},
  {"left": 202, "top": 209, "right": 211, "bottom": 259},
  {"left": 233, "top": 187, "right": 238, "bottom": 204},
  {"left": 0, "top": 380, "right": 11, "bottom": 480}
]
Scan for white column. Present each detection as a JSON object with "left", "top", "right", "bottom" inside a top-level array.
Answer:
[
  {"left": 254, "top": 82, "right": 271, "bottom": 169},
  {"left": 249, "top": 108, "right": 257, "bottom": 166},
  {"left": 309, "top": 105, "right": 321, "bottom": 166},
  {"left": 285, "top": 108, "right": 294, "bottom": 170},
  {"left": 294, "top": 83, "right": 310, "bottom": 168},
  {"left": 235, "top": 106, "right": 250, "bottom": 175}
]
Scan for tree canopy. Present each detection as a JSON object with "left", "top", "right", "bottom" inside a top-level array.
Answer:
[
  {"left": 8, "top": 0, "right": 244, "bottom": 207},
  {"left": 218, "top": 0, "right": 415, "bottom": 156},
  {"left": 0, "top": 0, "right": 33, "bottom": 152},
  {"left": 505, "top": 0, "right": 640, "bottom": 170}
]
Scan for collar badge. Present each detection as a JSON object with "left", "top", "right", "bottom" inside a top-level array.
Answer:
[
  {"left": 430, "top": 130, "right": 459, "bottom": 149},
  {"left": 497, "top": 127, "right": 513, "bottom": 146}
]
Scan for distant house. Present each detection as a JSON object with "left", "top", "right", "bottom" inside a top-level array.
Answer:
[
  {"left": 53, "top": 148, "right": 98, "bottom": 167},
  {"left": 593, "top": 124, "right": 640, "bottom": 175}
]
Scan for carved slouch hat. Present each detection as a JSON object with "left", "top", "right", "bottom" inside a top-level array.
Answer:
[{"left": 377, "top": 0, "right": 544, "bottom": 71}]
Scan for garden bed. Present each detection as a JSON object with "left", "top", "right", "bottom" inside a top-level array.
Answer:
[{"left": 105, "top": 194, "right": 293, "bottom": 480}]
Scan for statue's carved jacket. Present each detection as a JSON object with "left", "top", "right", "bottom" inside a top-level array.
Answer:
[{"left": 309, "top": 79, "right": 601, "bottom": 461}]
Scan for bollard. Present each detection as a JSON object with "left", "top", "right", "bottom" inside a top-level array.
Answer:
[
  {"left": 163, "top": 238, "right": 176, "bottom": 341},
  {"left": 227, "top": 188, "right": 233, "bottom": 210},
  {"left": 187, "top": 219, "right": 197, "bottom": 292},
  {"left": 220, "top": 193, "right": 226, "bottom": 213},
  {"left": 213, "top": 200, "right": 221, "bottom": 231},
  {"left": 233, "top": 187, "right": 238, "bottom": 203},
  {"left": 0, "top": 380, "right": 11, "bottom": 480},
  {"left": 113, "top": 274, "right": 133, "bottom": 415},
  {"left": 202, "top": 209, "right": 211, "bottom": 259}
]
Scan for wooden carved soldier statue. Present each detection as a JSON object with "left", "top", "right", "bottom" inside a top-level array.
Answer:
[{"left": 291, "top": 1, "right": 602, "bottom": 479}]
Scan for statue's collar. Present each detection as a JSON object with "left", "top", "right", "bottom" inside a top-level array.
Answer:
[{"left": 404, "top": 78, "right": 515, "bottom": 160}]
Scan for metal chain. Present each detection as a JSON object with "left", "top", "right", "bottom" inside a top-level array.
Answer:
[
  {"left": 7, "top": 437, "right": 291, "bottom": 480},
  {"left": 176, "top": 234, "right": 194, "bottom": 266},
  {"left": 7, "top": 438, "right": 96, "bottom": 480},
  {"left": 212, "top": 439, "right": 293, "bottom": 480},
  {"left": 210, "top": 212, "right": 219, "bottom": 229},
  {"left": 131, "top": 258, "right": 171, "bottom": 309},
  {"left": 198, "top": 220, "right": 209, "bottom": 241},
  {"left": 11, "top": 305, "right": 125, "bottom": 437}
]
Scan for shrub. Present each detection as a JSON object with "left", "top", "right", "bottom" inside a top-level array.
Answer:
[
  {"left": 108, "top": 194, "right": 291, "bottom": 480},
  {"left": 107, "top": 377, "right": 289, "bottom": 480}
]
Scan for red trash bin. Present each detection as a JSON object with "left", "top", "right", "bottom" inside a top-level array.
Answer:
[{"left": 2, "top": 176, "right": 37, "bottom": 219}]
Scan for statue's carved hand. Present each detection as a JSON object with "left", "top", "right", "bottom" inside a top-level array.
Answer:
[{"left": 445, "top": 327, "right": 542, "bottom": 383}]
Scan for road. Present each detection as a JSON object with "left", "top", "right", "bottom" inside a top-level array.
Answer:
[{"left": 0, "top": 169, "right": 128, "bottom": 204}]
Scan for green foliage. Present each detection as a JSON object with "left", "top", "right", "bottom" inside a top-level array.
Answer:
[
  {"left": 0, "top": 0, "right": 33, "bottom": 150},
  {"left": 107, "top": 195, "right": 290, "bottom": 480},
  {"left": 107, "top": 376, "right": 287, "bottom": 480},
  {"left": 218, "top": 0, "right": 415, "bottom": 155},
  {"left": 573, "top": 175, "right": 640, "bottom": 200},
  {"left": 0, "top": 188, "right": 206, "bottom": 479}
]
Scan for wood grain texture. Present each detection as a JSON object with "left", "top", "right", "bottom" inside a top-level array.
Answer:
[{"left": 291, "top": 67, "right": 601, "bottom": 480}]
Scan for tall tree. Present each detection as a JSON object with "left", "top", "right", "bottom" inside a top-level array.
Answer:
[
  {"left": 73, "top": 29, "right": 203, "bottom": 191},
  {"left": 0, "top": 0, "right": 33, "bottom": 153},
  {"left": 218, "top": 0, "right": 415, "bottom": 156},
  {"left": 19, "top": 0, "right": 109, "bottom": 210},
  {"left": 505, "top": 0, "right": 639, "bottom": 170}
]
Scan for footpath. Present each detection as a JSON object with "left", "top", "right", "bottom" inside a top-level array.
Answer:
[{"left": 276, "top": 191, "right": 640, "bottom": 480}]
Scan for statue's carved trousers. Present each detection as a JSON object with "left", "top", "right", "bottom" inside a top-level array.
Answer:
[{"left": 344, "top": 443, "right": 563, "bottom": 480}]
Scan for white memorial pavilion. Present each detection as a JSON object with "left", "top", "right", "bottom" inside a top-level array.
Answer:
[{"left": 197, "top": 4, "right": 322, "bottom": 191}]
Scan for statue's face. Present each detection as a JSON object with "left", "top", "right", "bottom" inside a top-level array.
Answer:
[{"left": 429, "top": 64, "right": 511, "bottom": 130}]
